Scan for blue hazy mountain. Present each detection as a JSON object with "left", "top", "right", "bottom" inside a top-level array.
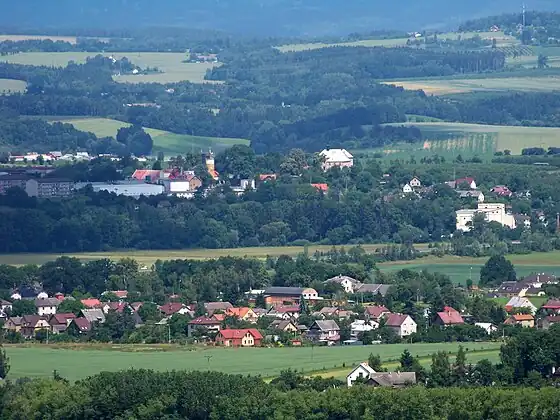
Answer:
[{"left": 3, "top": 0, "right": 558, "bottom": 36}]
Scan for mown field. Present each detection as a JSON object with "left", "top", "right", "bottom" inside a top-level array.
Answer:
[
  {"left": 4, "top": 342, "right": 501, "bottom": 381},
  {"left": 0, "top": 78, "right": 27, "bottom": 94},
  {"left": 277, "top": 31, "right": 515, "bottom": 53},
  {"left": 382, "top": 75, "right": 560, "bottom": 95},
  {"left": 378, "top": 252, "right": 560, "bottom": 285},
  {"left": 362, "top": 122, "right": 560, "bottom": 160},
  {"left": 0, "top": 52, "right": 219, "bottom": 84},
  {"left": 53, "top": 117, "right": 249, "bottom": 155},
  {"left": 0, "top": 244, "right": 431, "bottom": 266}
]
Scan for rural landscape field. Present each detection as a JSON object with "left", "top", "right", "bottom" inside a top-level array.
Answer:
[
  {"left": 4, "top": 342, "right": 501, "bottom": 381},
  {"left": 0, "top": 52, "right": 219, "bottom": 84},
  {"left": 0, "top": 78, "right": 26, "bottom": 94},
  {"left": 52, "top": 117, "right": 249, "bottom": 155}
]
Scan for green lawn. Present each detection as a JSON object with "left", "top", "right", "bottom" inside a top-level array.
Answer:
[
  {"left": 359, "top": 122, "right": 560, "bottom": 159},
  {"left": 4, "top": 342, "right": 501, "bottom": 381},
  {"left": 378, "top": 252, "right": 560, "bottom": 285},
  {"left": 0, "top": 52, "right": 220, "bottom": 84},
  {"left": 0, "top": 243, "right": 431, "bottom": 266},
  {"left": 53, "top": 117, "right": 249, "bottom": 155},
  {"left": 0, "top": 78, "right": 27, "bottom": 94}
]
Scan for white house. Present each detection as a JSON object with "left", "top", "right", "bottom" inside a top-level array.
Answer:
[
  {"left": 457, "top": 190, "right": 485, "bottom": 202},
  {"left": 505, "top": 296, "right": 537, "bottom": 315},
  {"left": 402, "top": 184, "right": 413, "bottom": 194},
  {"left": 347, "top": 362, "right": 376, "bottom": 387},
  {"left": 34, "top": 297, "right": 60, "bottom": 316},
  {"left": 475, "top": 322, "right": 498, "bottom": 335},
  {"left": 350, "top": 320, "right": 378, "bottom": 339},
  {"left": 409, "top": 177, "right": 422, "bottom": 188},
  {"left": 319, "top": 149, "right": 354, "bottom": 171},
  {"left": 323, "top": 275, "right": 362, "bottom": 294},
  {"left": 385, "top": 313, "right": 417, "bottom": 337},
  {"left": 456, "top": 203, "right": 516, "bottom": 232}
]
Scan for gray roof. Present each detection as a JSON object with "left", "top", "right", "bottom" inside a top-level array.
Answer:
[
  {"left": 368, "top": 372, "right": 416, "bottom": 387},
  {"left": 204, "top": 302, "right": 233, "bottom": 311},
  {"left": 270, "top": 320, "right": 295, "bottom": 330},
  {"left": 81, "top": 309, "right": 106, "bottom": 324},
  {"left": 324, "top": 275, "right": 361, "bottom": 285},
  {"left": 356, "top": 284, "right": 391, "bottom": 296},
  {"left": 264, "top": 287, "right": 305, "bottom": 296},
  {"left": 34, "top": 298, "right": 61, "bottom": 307},
  {"left": 311, "top": 320, "right": 340, "bottom": 331}
]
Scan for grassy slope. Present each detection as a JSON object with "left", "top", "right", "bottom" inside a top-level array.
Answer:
[
  {"left": 356, "top": 122, "right": 560, "bottom": 159},
  {"left": 0, "top": 244, "right": 431, "bottom": 266},
  {"left": 0, "top": 52, "right": 220, "bottom": 84},
  {"left": 53, "top": 117, "right": 249, "bottom": 155},
  {"left": 4, "top": 342, "right": 501, "bottom": 381},
  {"left": 0, "top": 79, "right": 27, "bottom": 93}
]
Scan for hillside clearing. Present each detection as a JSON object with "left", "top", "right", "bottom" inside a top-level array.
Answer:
[
  {"left": 0, "top": 52, "right": 220, "bottom": 84},
  {"left": 0, "top": 78, "right": 27, "bottom": 93},
  {"left": 52, "top": 117, "right": 249, "bottom": 155},
  {"left": 4, "top": 342, "right": 501, "bottom": 382}
]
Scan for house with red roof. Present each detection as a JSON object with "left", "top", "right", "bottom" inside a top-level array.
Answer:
[
  {"left": 434, "top": 306, "right": 464, "bottom": 326},
  {"left": 131, "top": 169, "right": 165, "bottom": 182},
  {"left": 538, "top": 315, "right": 560, "bottom": 330},
  {"left": 215, "top": 328, "right": 263, "bottom": 347},
  {"left": 385, "top": 313, "right": 417, "bottom": 337},
  {"left": 102, "top": 302, "right": 129, "bottom": 314},
  {"left": 187, "top": 316, "right": 222, "bottom": 337},
  {"left": 311, "top": 183, "right": 328, "bottom": 192},
  {"left": 504, "top": 314, "right": 535, "bottom": 328},
  {"left": 49, "top": 313, "right": 76, "bottom": 333},
  {"left": 446, "top": 177, "right": 477, "bottom": 190},
  {"left": 364, "top": 305, "right": 391, "bottom": 322},
  {"left": 490, "top": 185, "right": 513, "bottom": 197},
  {"left": 259, "top": 174, "right": 277, "bottom": 182},
  {"left": 81, "top": 298, "right": 102, "bottom": 309},
  {"left": 542, "top": 299, "right": 560, "bottom": 313},
  {"left": 68, "top": 317, "right": 92, "bottom": 334},
  {"left": 226, "top": 307, "right": 258, "bottom": 323}
]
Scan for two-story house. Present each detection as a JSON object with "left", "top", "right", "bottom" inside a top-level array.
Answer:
[
  {"left": 215, "top": 328, "right": 263, "bottom": 347},
  {"left": 34, "top": 297, "right": 61, "bottom": 316},
  {"left": 306, "top": 320, "right": 340, "bottom": 344},
  {"left": 385, "top": 313, "right": 417, "bottom": 337}
]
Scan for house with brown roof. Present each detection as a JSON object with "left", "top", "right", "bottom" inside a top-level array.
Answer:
[
  {"left": 324, "top": 275, "right": 362, "bottom": 293},
  {"left": 21, "top": 315, "right": 50, "bottom": 338},
  {"left": 159, "top": 302, "right": 193, "bottom": 317},
  {"left": 102, "top": 302, "right": 129, "bottom": 314},
  {"left": 80, "top": 309, "right": 106, "bottom": 324},
  {"left": 504, "top": 314, "right": 535, "bottom": 328},
  {"left": 538, "top": 316, "right": 560, "bottom": 330},
  {"left": 364, "top": 305, "right": 391, "bottom": 322},
  {"left": 49, "top": 313, "right": 76, "bottom": 334},
  {"left": 366, "top": 372, "right": 417, "bottom": 388},
  {"left": 226, "top": 307, "right": 258, "bottom": 323},
  {"left": 204, "top": 301, "right": 233, "bottom": 315},
  {"left": 187, "top": 316, "right": 222, "bottom": 337},
  {"left": 68, "top": 318, "right": 92, "bottom": 334},
  {"left": 269, "top": 320, "right": 298, "bottom": 333},
  {"left": 307, "top": 320, "right": 340, "bottom": 344},
  {"left": 3, "top": 316, "right": 22, "bottom": 333},
  {"left": 267, "top": 305, "right": 300, "bottom": 320},
  {"left": 215, "top": 329, "right": 263, "bottom": 347},
  {"left": 434, "top": 306, "right": 464, "bottom": 327},
  {"left": 34, "top": 297, "right": 61, "bottom": 316},
  {"left": 385, "top": 313, "right": 417, "bottom": 337}
]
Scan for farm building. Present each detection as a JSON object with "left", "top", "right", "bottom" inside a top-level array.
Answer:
[{"left": 319, "top": 148, "right": 354, "bottom": 171}]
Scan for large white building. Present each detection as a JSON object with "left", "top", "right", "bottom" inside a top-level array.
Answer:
[
  {"left": 456, "top": 203, "right": 516, "bottom": 232},
  {"left": 75, "top": 181, "right": 164, "bottom": 198},
  {"left": 319, "top": 149, "right": 353, "bottom": 171}
]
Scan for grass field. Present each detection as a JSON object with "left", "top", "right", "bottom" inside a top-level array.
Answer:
[
  {"left": 0, "top": 35, "right": 111, "bottom": 44},
  {"left": 4, "top": 342, "right": 501, "bottom": 381},
  {"left": 277, "top": 31, "right": 515, "bottom": 53},
  {"left": 0, "top": 78, "right": 26, "bottom": 94},
  {"left": 363, "top": 122, "right": 560, "bottom": 159},
  {"left": 382, "top": 75, "right": 560, "bottom": 95},
  {"left": 53, "top": 117, "right": 249, "bottom": 155},
  {"left": 378, "top": 252, "right": 560, "bottom": 284},
  {"left": 0, "top": 244, "right": 431, "bottom": 266},
  {"left": 0, "top": 52, "right": 219, "bottom": 84}
]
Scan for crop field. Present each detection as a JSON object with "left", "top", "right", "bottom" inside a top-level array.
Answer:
[
  {"left": 0, "top": 52, "right": 219, "bottom": 84},
  {"left": 0, "top": 78, "right": 26, "bottom": 94},
  {"left": 53, "top": 117, "right": 249, "bottom": 155},
  {"left": 507, "top": 46, "right": 560, "bottom": 68},
  {"left": 378, "top": 252, "right": 560, "bottom": 284},
  {"left": 0, "top": 34, "right": 79, "bottom": 44},
  {"left": 0, "top": 243, "right": 431, "bottom": 266},
  {"left": 4, "top": 342, "right": 501, "bottom": 381},
  {"left": 382, "top": 75, "right": 560, "bottom": 95},
  {"left": 363, "top": 122, "right": 560, "bottom": 159}
]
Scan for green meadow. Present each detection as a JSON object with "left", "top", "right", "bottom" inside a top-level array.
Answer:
[
  {"left": 0, "top": 52, "right": 219, "bottom": 84},
  {"left": 53, "top": 117, "right": 249, "bottom": 155},
  {"left": 0, "top": 78, "right": 27, "bottom": 94},
  {"left": 4, "top": 342, "right": 501, "bottom": 382},
  {"left": 360, "top": 122, "right": 560, "bottom": 160}
]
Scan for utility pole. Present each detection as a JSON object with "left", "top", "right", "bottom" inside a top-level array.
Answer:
[{"left": 168, "top": 324, "right": 171, "bottom": 344}]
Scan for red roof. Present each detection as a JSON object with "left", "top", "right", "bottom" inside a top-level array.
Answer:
[
  {"left": 311, "top": 183, "right": 328, "bottom": 192},
  {"left": 437, "top": 310, "right": 464, "bottom": 325},
  {"left": 259, "top": 174, "right": 277, "bottom": 181},
  {"left": 159, "top": 302, "right": 187, "bottom": 316},
  {"left": 543, "top": 299, "right": 560, "bottom": 310},
  {"left": 456, "top": 177, "right": 475, "bottom": 184},
  {"left": 189, "top": 316, "right": 221, "bottom": 326},
  {"left": 104, "top": 302, "right": 128, "bottom": 313},
  {"left": 218, "top": 329, "right": 263, "bottom": 340},
  {"left": 131, "top": 169, "right": 163, "bottom": 181},
  {"left": 511, "top": 314, "right": 534, "bottom": 321},
  {"left": 81, "top": 298, "right": 102, "bottom": 308},
  {"left": 50, "top": 313, "right": 76, "bottom": 325},
  {"left": 110, "top": 290, "right": 128, "bottom": 299},
  {"left": 365, "top": 305, "right": 390, "bottom": 318},
  {"left": 385, "top": 313, "right": 409, "bottom": 327}
]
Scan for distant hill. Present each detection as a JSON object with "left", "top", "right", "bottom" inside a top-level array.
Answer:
[{"left": 3, "top": 0, "right": 559, "bottom": 37}]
